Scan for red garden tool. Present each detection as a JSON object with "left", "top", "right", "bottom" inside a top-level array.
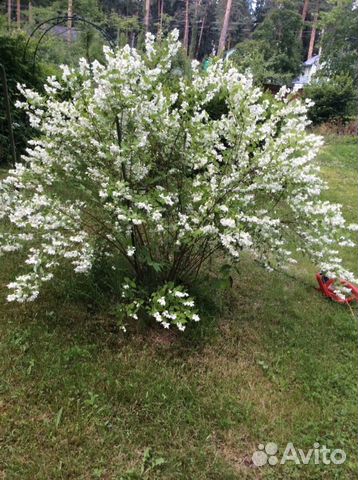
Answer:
[{"left": 316, "top": 272, "right": 358, "bottom": 304}]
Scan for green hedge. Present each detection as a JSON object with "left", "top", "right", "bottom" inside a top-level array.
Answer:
[{"left": 303, "top": 75, "right": 357, "bottom": 125}]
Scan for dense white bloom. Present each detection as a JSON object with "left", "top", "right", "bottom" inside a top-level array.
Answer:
[
  {"left": 220, "top": 218, "right": 236, "bottom": 229},
  {"left": 0, "top": 30, "right": 356, "bottom": 309}
]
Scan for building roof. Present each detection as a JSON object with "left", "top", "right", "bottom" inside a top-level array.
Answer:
[
  {"left": 303, "top": 54, "right": 320, "bottom": 67},
  {"left": 224, "top": 48, "right": 237, "bottom": 60},
  {"left": 52, "top": 25, "right": 79, "bottom": 40},
  {"left": 292, "top": 55, "right": 320, "bottom": 85}
]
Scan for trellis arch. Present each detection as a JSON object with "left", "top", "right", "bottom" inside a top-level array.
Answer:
[{"left": 23, "top": 15, "right": 116, "bottom": 72}]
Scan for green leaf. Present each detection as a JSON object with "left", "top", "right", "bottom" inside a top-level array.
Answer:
[
  {"left": 147, "top": 259, "right": 163, "bottom": 272},
  {"left": 55, "top": 407, "right": 63, "bottom": 428},
  {"left": 152, "top": 457, "right": 165, "bottom": 468},
  {"left": 212, "top": 275, "right": 233, "bottom": 290}
]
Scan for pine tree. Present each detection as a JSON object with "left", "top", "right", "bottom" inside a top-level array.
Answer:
[
  {"left": 144, "top": 0, "right": 151, "bottom": 30},
  {"left": 307, "top": 0, "right": 319, "bottom": 59},
  {"left": 183, "top": 0, "right": 190, "bottom": 53},
  {"left": 218, "top": 0, "right": 233, "bottom": 54}
]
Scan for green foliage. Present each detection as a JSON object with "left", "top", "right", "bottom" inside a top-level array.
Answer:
[
  {"left": 0, "top": 0, "right": 116, "bottom": 166},
  {"left": 0, "top": 33, "right": 50, "bottom": 164},
  {"left": 27, "top": 2, "right": 107, "bottom": 67},
  {"left": 168, "top": 46, "right": 193, "bottom": 78},
  {"left": 231, "top": 39, "right": 280, "bottom": 85},
  {"left": 253, "top": 0, "right": 303, "bottom": 83},
  {"left": 29, "top": 0, "right": 104, "bottom": 20},
  {"left": 0, "top": 13, "right": 7, "bottom": 30},
  {"left": 109, "top": 13, "right": 142, "bottom": 47},
  {"left": 320, "top": 0, "right": 358, "bottom": 82},
  {"left": 232, "top": 0, "right": 303, "bottom": 85},
  {"left": 303, "top": 75, "right": 357, "bottom": 125},
  {"left": 204, "top": 91, "right": 229, "bottom": 120},
  {"left": 120, "top": 448, "right": 165, "bottom": 479}
]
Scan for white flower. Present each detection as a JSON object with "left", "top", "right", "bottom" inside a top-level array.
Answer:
[
  {"left": 183, "top": 300, "right": 195, "bottom": 307},
  {"left": 220, "top": 218, "right": 236, "bottom": 228},
  {"left": 219, "top": 205, "right": 229, "bottom": 213},
  {"left": 127, "top": 246, "right": 136, "bottom": 257},
  {"left": 153, "top": 312, "right": 162, "bottom": 322},
  {"left": 174, "top": 291, "right": 188, "bottom": 298},
  {"left": 192, "top": 314, "right": 200, "bottom": 322},
  {"left": 158, "top": 296, "right": 166, "bottom": 306},
  {"left": 152, "top": 211, "right": 162, "bottom": 221},
  {"left": 177, "top": 323, "right": 186, "bottom": 332}
]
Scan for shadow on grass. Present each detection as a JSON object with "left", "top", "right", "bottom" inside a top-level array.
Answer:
[{"left": 1, "top": 261, "right": 230, "bottom": 349}]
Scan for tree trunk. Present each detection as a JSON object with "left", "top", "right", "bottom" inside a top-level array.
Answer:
[
  {"left": 307, "top": 0, "right": 320, "bottom": 59},
  {"left": 144, "top": 0, "right": 151, "bottom": 31},
  {"left": 318, "top": 28, "right": 324, "bottom": 56},
  {"left": 131, "top": 31, "right": 136, "bottom": 47},
  {"left": 196, "top": 7, "right": 206, "bottom": 57},
  {"left": 28, "top": 1, "right": 33, "bottom": 23},
  {"left": 299, "top": 0, "right": 309, "bottom": 39},
  {"left": 67, "top": 0, "right": 73, "bottom": 44},
  {"left": 183, "top": 0, "right": 190, "bottom": 54},
  {"left": 16, "top": 0, "right": 20, "bottom": 28},
  {"left": 157, "top": 0, "right": 164, "bottom": 37},
  {"left": 7, "top": 0, "right": 11, "bottom": 28},
  {"left": 161, "top": 0, "right": 164, "bottom": 30},
  {"left": 218, "top": 0, "right": 233, "bottom": 56},
  {"left": 189, "top": 0, "right": 201, "bottom": 58}
]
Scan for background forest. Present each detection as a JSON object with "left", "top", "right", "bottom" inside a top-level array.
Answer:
[
  {"left": 0, "top": 0, "right": 357, "bottom": 163},
  {"left": 1, "top": 0, "right": 357, "bottom": 79}
]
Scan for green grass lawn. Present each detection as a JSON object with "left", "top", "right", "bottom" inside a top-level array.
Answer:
[{"left": 0, "top": 136, "right": 357, "bottom": 479}]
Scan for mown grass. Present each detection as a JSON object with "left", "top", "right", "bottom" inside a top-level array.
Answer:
[{"left": 0, "top": 135, "right": 357, "bottom": 479}]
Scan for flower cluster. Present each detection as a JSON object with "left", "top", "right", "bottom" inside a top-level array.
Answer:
[
  {"left": 0, "top": 30, "right": 356, "bottom": 311},
  {"left": 117, "top": 280, "right": 199, "bottom": 331},
  {"left": 149, "top": 283, "right": 200, "bottom": 331},
  {"left": 118, "top": 277, "right": 144, "bottom": 324}
]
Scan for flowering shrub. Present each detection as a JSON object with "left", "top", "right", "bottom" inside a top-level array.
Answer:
[{"left": 0, "top": 30, "right": 357, "bottom": 329}]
